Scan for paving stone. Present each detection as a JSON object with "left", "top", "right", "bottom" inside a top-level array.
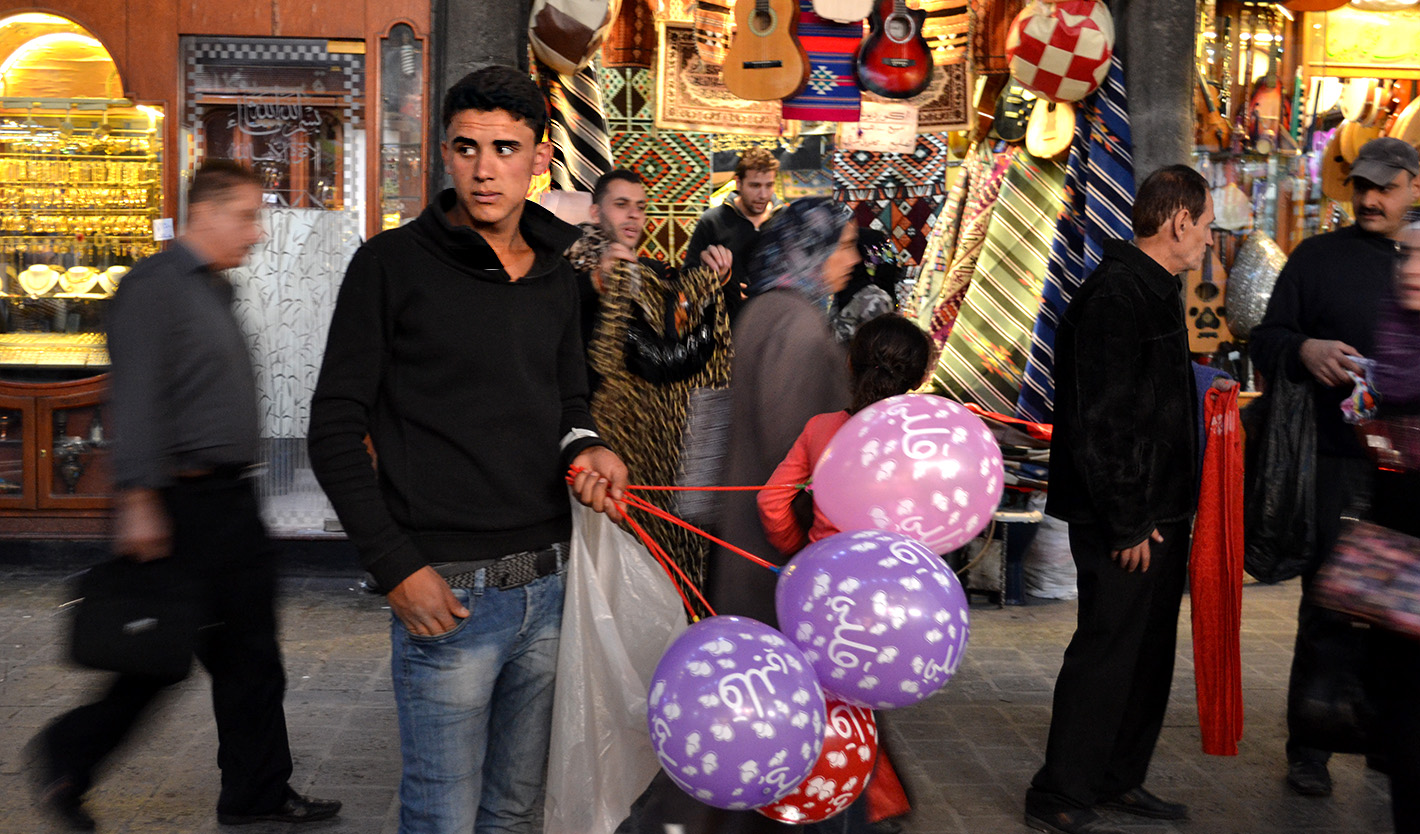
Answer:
[{"left": 0, "top": 567, "right": 1398, "bottom": 833}]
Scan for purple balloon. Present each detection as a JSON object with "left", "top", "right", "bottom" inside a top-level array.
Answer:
[
  {"left": 812, "top": 394, "right": 1004, "bottom": 554},
  {"left": 647, "top": 616, "right": 827, "bottom": 810},
  {"left": 776, "top": 530, "right": 970, "bottom": 709}
]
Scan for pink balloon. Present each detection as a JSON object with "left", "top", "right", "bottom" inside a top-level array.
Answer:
[{"left": 811, "top": 394, "right": 1004, "bottom": 554}]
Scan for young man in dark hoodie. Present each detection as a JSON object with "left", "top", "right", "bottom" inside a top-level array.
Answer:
[
  {"left": 682, "top": 145, "right": 779, "bottom": 318},
  {"left": 308, "top": 66, "right": 627, "bottom": 834}
]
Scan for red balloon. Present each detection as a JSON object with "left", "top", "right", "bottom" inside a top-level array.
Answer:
[{"left": 756, "top": 700, "right": 878, "bottom": 823}]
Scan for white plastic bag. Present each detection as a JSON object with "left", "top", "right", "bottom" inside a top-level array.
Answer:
[
  {"left": 544, "top": 499, "right": 689, "bottom": 834},
  {"left": 1023, "top": 514, "right": 1078, "bottom": 600}
]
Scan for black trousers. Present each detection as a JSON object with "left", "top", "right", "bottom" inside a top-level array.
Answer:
[
  {"left": 1285, "top": 455, "right": 1374, "bottom": 765},
  {"left": 1026, "top": 519, "right": 1191, "bottom": 814},
  {"left": 44, "top": 476, "right": 293, "bottom": 815}
]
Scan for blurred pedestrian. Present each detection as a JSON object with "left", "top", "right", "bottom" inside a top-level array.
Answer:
[
  {"left": 1250, "top": 137, "right": 1419, "bottom": 797},
  {"left": 31, "top": 161, "right": 340, "bottom": 831}
]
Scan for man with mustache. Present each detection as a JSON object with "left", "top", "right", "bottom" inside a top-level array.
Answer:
[{"left": 1251, "top": 137, "right": 1420, "bottom": 798}]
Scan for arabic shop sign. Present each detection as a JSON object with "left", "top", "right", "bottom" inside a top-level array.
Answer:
[{"left": 229, "top": 94, "right": 323, "bottom": 139}]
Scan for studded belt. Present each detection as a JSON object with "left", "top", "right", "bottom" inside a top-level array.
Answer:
[{"left": 438, "top": 543, "right": 566, "bottom": 590}]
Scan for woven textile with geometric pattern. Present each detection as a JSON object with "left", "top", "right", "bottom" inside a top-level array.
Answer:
[
  {"left": 782, "top": 1, "right": 863, "bottom": 122},
  {"left": 935, "top": 150, "right": 1065, "bottom": 415}
]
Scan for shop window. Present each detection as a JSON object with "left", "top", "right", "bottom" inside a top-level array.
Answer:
[
  {"left": 0, "top": 12, "right": 163, "bottom": 377},
  {"left": 379, "top": 23, "right": 425, "bottom": 229}
]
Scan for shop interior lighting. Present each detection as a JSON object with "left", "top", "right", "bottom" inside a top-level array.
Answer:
[{"left": 0, "top": 32, "right": 105, "bottom": 79}]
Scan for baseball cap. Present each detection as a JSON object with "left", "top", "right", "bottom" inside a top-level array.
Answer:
[{"left": 1348, "top": 137, "right": 1420, "bottom": 186}]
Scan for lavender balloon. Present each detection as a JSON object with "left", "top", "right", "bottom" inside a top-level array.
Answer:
[
  {"left": 776, "top": 530, "right": 970, "bottom": 709},
  {"left": 812, "top": 394, "right": 1004, "bottom": 554},
  {"left": 647, "top": 616, "right": 827, "bottom": 810}
]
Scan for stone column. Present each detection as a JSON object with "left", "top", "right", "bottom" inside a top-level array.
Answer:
[
  {"left": 428, "top": 0, "right": 532, "bottom": 195},
  {"left": 1114, "top": 0, "right": 1196, "bottom": 182}
]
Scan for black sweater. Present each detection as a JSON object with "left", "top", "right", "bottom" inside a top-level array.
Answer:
[
  {"left": 1250, "top": 224, "right": 1398, "bottom": 458},
  {"left": 309, "top": 191, "right": 606, "bottom": 592},
  {"left": 683, "top": 195, "right": 776, "bottom": 318}
]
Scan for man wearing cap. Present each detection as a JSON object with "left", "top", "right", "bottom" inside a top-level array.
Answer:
[{"left": 1251, "top": 136, "right": 1420, "bottom": 798}]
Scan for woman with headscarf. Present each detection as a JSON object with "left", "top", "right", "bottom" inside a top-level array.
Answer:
[
  {"left": 830, "top": 227, "right": 903, "bottom": 344},
  {"left": 709, "top": 197, "right": 860, "bottom": 626},
  {"left": 1367, "top": 220, "right": 1420, "bottom": 834}
]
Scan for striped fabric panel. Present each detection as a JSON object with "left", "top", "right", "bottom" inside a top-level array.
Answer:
[
  {"left": 935, "top": 151, "right": 1065, "bottom": 415},
  {"left": 919, "top": 0, "right": 970, "bottom": 64},
  {"left": 782, "top": 2, "right": 863, "bottom": 122},
  {"left": 908, "top": 159, "right": 969, "bottom": 329},
  {"left": 923, "top": 144, "right": 1014, "bottom": 347},
  {"left": 543, "top": 60, "right": 615, "bottom": 193},
  {"left": 1016, "top": 54, "right": 1135, "bottom": 422}
]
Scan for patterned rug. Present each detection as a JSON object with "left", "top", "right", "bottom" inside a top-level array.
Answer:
[
  {"left": 599, "top": 64, "right": 715, "bottom": 265},
  {"left": 602, "top": 0, "right": 657, "bottom": 68},
  {"left": 654, "top": 21, "right": 785, "bottom": 135},
  {"left": 831, "top": 132, "right": 955, "bottom": 201}
]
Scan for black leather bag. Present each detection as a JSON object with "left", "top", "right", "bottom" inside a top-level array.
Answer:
[
  {"left": 1242, "top": 366, "right": 1317, "bottom": 583},
  {"left": 623, "top": 295, "right": 719, "bottom": 385},
  {"left": 70, "top": 557, "right": 203, "bottom": 680}
]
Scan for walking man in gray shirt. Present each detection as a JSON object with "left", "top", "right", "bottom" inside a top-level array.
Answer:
[{"left": 31, "top": 161, "right": 340, "bottom": 831}]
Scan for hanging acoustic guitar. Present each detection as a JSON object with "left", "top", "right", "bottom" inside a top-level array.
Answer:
[
  {"left": 855, "top": 0, "right": 933, "bottom": 99},
  {"left": 722, "top": 0, "right": 811, "bottom": 101},
  {"left": 1185, "top": 230, "right": 1233, "bottom": 355}
]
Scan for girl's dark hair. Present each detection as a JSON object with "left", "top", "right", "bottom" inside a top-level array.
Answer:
[{"left": 848, "top": 315, "right": 933, "bottom": 414}]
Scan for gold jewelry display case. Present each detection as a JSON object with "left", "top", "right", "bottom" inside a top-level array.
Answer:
[{"left": 0, "top": 98, "right": 163, "bottom": 373}]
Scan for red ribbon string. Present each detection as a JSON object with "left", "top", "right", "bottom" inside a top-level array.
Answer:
[
  {"left": 616, "top": 491, "right": 782, "bottom": 574},
  {"left": 566, "top": 467, "right": 790, "bottom": 619}
]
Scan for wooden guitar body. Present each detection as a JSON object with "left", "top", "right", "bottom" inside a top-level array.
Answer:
[
  {"left": 1026, "top": 99, "right": 1074, "bottom": 160},
  {"left": 722, "top": 0, "right": 811, "bottom": 101},
  {"left": 1186, "top": 236, "right": 1233, "bottom": 354},
  {"left": 855, "top": 0, "right": 933, "bottom": 99}
]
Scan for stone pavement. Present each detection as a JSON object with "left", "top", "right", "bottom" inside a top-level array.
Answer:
[{"left": 0, "top": 553, "right": 1394, "bottom": 834}]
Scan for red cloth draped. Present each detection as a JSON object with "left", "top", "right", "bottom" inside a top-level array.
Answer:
[{"left": 1189, "top": 385, "right": 1245, "bottom": 756}]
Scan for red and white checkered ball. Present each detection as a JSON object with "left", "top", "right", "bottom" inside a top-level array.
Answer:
[{"left": 1005, "top": 0, "right": 1115, "bottom": 103}]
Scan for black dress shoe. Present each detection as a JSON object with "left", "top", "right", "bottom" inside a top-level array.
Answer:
[
  {"left": 1098, "top": 786, "right": 1189, "bottom": 820},
  {"left": 218, "top": 789, "right": 341, "bottom": 825},
  {"left": 1024, "top": 807, "right": 1130, "bottom": 834},
  {"left": 1286, "top": 760, "right": 1333, "bottom": 797},
  {"left": 25, "top": 731, "right": 96, "bottom": 832},
  {"left": 36, "top": 778, "right": 97, "bottom": 832}
]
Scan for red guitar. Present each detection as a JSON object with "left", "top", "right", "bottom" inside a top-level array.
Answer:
[{"left": 855, "top": 0, "right": 933, "bottom": 99}]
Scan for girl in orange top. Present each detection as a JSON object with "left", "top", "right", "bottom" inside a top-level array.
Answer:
[{"left": 758, "top": 314, "right": 934, "bottom": 556}]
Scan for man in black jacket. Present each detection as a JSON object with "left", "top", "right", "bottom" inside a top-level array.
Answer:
[
  {"left": 1249, "top": 137, "right": 1420, "bottom": 797},
  {"left": 308, "top": 66, "right": 627, "bottom": 834},
  {"left": 1025, "top": 166, "right": 1219, "bottom": 834},
  {"left": 682, "top": 145, "right": 779, "bottom": 317}
]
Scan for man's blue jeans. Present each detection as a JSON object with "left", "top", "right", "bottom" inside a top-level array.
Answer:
[{"left": 390, "top": 567, "right": 565, "bottom": 834}]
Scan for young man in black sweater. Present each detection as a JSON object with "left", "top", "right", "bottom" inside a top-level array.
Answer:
[{"left": 308, "top": 66, "right": 626, "bottom": 834}]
